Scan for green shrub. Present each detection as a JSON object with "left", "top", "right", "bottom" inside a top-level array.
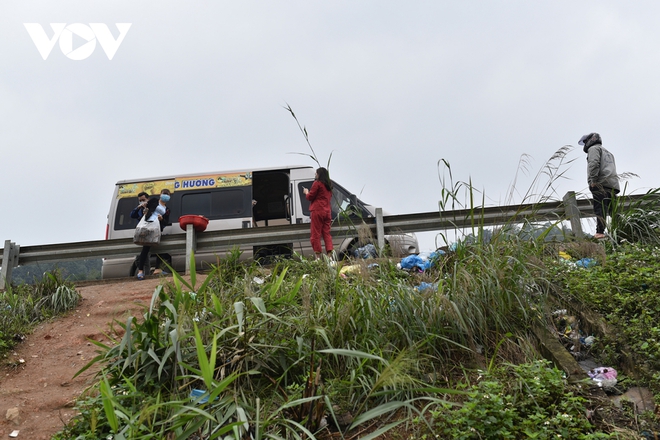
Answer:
[
  {"left": 420, "top": 360, "right": 612, "bottom": 439},
  {"left": 548, "top": 243, "right": 660, "bottom": 372}
]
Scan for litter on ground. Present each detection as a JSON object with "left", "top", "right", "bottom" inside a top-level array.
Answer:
[
  {"left": 414, "top": 282, "right": 438, "bottom": 292},
  {"left": 588, "top": 367, "right": 618, "bottom": 388}
]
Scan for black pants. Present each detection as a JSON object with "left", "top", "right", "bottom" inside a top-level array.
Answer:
[
  {"left": 137, "top": 248, "right": 172, "bottom": 273},
  {"left": 591, "top": 187, "right": 616, "bottom": 234},
  {"left": 137, "top": 246, "right": 151, "bottom": 273}
]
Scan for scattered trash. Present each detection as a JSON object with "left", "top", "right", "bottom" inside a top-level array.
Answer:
[
  {"left": 558, "top": 251, "right": 572, "bottom": 260},
  {"left": 397, "top": 250, "right": 446, "bottom": 277},
  {"left": 552, "top": 310, "right": 594, "bottom": 360},
  {"left": 367, "top": 263, "right": 379, "bottom": 269},
  {"left": 430, "top": 249, "right": 446, "bottom": 257},
  {"left": 190, "top": 388, "right": 215, "bottom": 404},
  {"left": 559, "top": 259, "right": 577, "bottom": 268},
  {"left": 9, "top": 430, "right": 19, "bottom": 438},
  {"left": 253, "top": 277, "right": 264, "bottom": 285},
  {"left": 340, "top": 265, "right": 361, "bottom": 275},
  {"left": 399, "top": 254, "right": 430, "bottom": 271},
  {"left": 582, "top": 335, "right": 595, "bottom": 346},
  {"left": 414, "top": 282, "right": 438, "bottom": 292},
  {"left": 554, "top": 312, "right": 577, "bottom": 337},
  {"left": 588, "top": 367, "right": 617, "bottom": 388},
  {"left": 575, "top": 258, "right": 597, "bottom": 268},
  {"left": 352, "top": 243, "right": 377, "bottom": 259}
]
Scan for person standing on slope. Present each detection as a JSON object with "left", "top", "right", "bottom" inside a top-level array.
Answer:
[{"left": 579, "top": 132, "right": 620, "bottom": 239}]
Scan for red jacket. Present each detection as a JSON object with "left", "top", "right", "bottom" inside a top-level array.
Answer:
[{"left": 306, "top": 180, "right": 332, "bottom": 214}]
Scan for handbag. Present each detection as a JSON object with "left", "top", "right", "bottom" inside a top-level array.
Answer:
[{"left": 133, "top": 215, "right": 161, "bottom": 246}]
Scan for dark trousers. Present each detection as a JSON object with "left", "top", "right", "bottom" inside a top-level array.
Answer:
[
  {"left": 591, "top": 187, "right": 616, "bottom": 234},
  {"left": 137, "top": 246, "right": 151, "bottom": 273},
  {"left": 137, "top": 248, "right": 172, "bottom": 273}
]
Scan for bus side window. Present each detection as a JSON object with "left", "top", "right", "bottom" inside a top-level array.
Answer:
[
  {"left": 211, "top": 189, "right": 247, "bottom": 216},
  {"left": 181, "top": 192, "right": 212, "bottom": 218},
  {"left": 180, "top": 188, "right": 249, "bottom": 219},
  {"left": 114, "top": 198, "right": 141, "bottom": 230},
  {"left": 298, "top": 182, "right": 313, "bottom": 216}
]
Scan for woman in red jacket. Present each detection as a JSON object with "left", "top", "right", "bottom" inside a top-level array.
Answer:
[{"left": 303, "top": 167, "right": 334, "bottom": 259}]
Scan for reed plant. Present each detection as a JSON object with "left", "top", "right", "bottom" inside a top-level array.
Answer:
[{"left": 609, "top": 187, "right": 660, "bottom": 245}]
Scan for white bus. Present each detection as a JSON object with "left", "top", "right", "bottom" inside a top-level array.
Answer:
[{"left": 102, "top": 165, "right": 418, "bottom": 278}]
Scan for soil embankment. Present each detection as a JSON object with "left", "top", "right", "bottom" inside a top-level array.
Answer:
[{"left": 0, "top": 277, "right": 168, "bottom": 440}]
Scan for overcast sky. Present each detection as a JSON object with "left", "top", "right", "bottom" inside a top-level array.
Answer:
[{"left": 2, "top": 1, "right": 659, "bottom": 252}]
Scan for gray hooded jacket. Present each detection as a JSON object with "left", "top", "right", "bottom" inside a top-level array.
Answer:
[{"left": 580, "top": 133, "right": 620, "bottom": 193}]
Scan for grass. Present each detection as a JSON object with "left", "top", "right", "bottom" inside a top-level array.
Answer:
[
  {"left": 548, "top": 242, "right": 660, "bottom": 378},
  {"left": 4, "top": 144, "right": 659, "bottom": 438},
  {"left": 51, "top": 233, "right": 657, "bottom": 439},
  {"left": 0, "top": 270, "right": 80, "bottom": 354},
  {"left": 47, "top": 146, "right": 660, "bottom": 439}
]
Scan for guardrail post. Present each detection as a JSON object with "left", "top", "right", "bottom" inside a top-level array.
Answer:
[
  {"left": 562, "top": 191, "right": 584, "bottom": 238},
  {"left": 185, "top": 225, "right": 196, "bottom": 275},
  {"left": 1, "top": 240, "right": 19, "bottom": 290},
  {"left": 375, "top": 208, "right": 385, "bottom": 255}
]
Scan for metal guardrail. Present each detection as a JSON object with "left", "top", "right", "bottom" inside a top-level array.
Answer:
[{"left": 1, "top": 191, "right": 655, "bottom": 289}]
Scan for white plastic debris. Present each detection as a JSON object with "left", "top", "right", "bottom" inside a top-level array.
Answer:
[{"left": 588, "top": 367, "right": 617, "bottom": 388}]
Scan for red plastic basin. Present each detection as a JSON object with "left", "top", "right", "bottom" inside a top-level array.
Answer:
[{"left": 178, "top": 215, "right": 209, "bottom": 232}]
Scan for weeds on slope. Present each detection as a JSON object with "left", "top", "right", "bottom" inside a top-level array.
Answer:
[{"left": 0, "top": 270, "right": 80, "bottom": 355}]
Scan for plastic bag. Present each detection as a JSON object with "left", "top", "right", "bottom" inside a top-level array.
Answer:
[
  {"left": 576, "top": 258, "right": 597, "bottom": 268},
  {"left": 588, "top": 367, "right": 617, "bottom": 387},
  {"left": 399, "top": 254, "right": 431, "bottom": 271},
  {"left": 133, "top": 216, "right": 161, "bottom": 246},
  {"left": 414, "top": 282, "right": 438, "bottom": 292},
  {"left": 353, "top": 243, "right": 377, "bottom": 259}
]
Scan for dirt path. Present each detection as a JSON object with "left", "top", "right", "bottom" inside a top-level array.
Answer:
[{"left": 0, "top": 276, "right": 174, "bottom": 440}]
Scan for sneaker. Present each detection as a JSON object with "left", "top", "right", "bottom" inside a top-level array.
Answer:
[
  {"left": 137, "top": 272, "right": 145, "bottom": 280},
  {"left": 594, "top": 233, "right": 606, "bottom": 239},
  {"left": 152, "top": 269, "right": 162, "bottom": 275}
]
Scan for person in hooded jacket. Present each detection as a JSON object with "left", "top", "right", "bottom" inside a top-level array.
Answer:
[
  {"left": 303, "top": 167, "right": 334, "bottom": 259},
  {"left": 579, "top": 132, "right": 619, "bottom": 239}
]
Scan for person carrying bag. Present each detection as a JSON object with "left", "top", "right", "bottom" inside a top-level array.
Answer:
[
  {"left": 133, "top": 214, "right": 161, "bottom": 246},
  {"left": 133, "top": 197, "right": 166, "bottom": 279}
]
